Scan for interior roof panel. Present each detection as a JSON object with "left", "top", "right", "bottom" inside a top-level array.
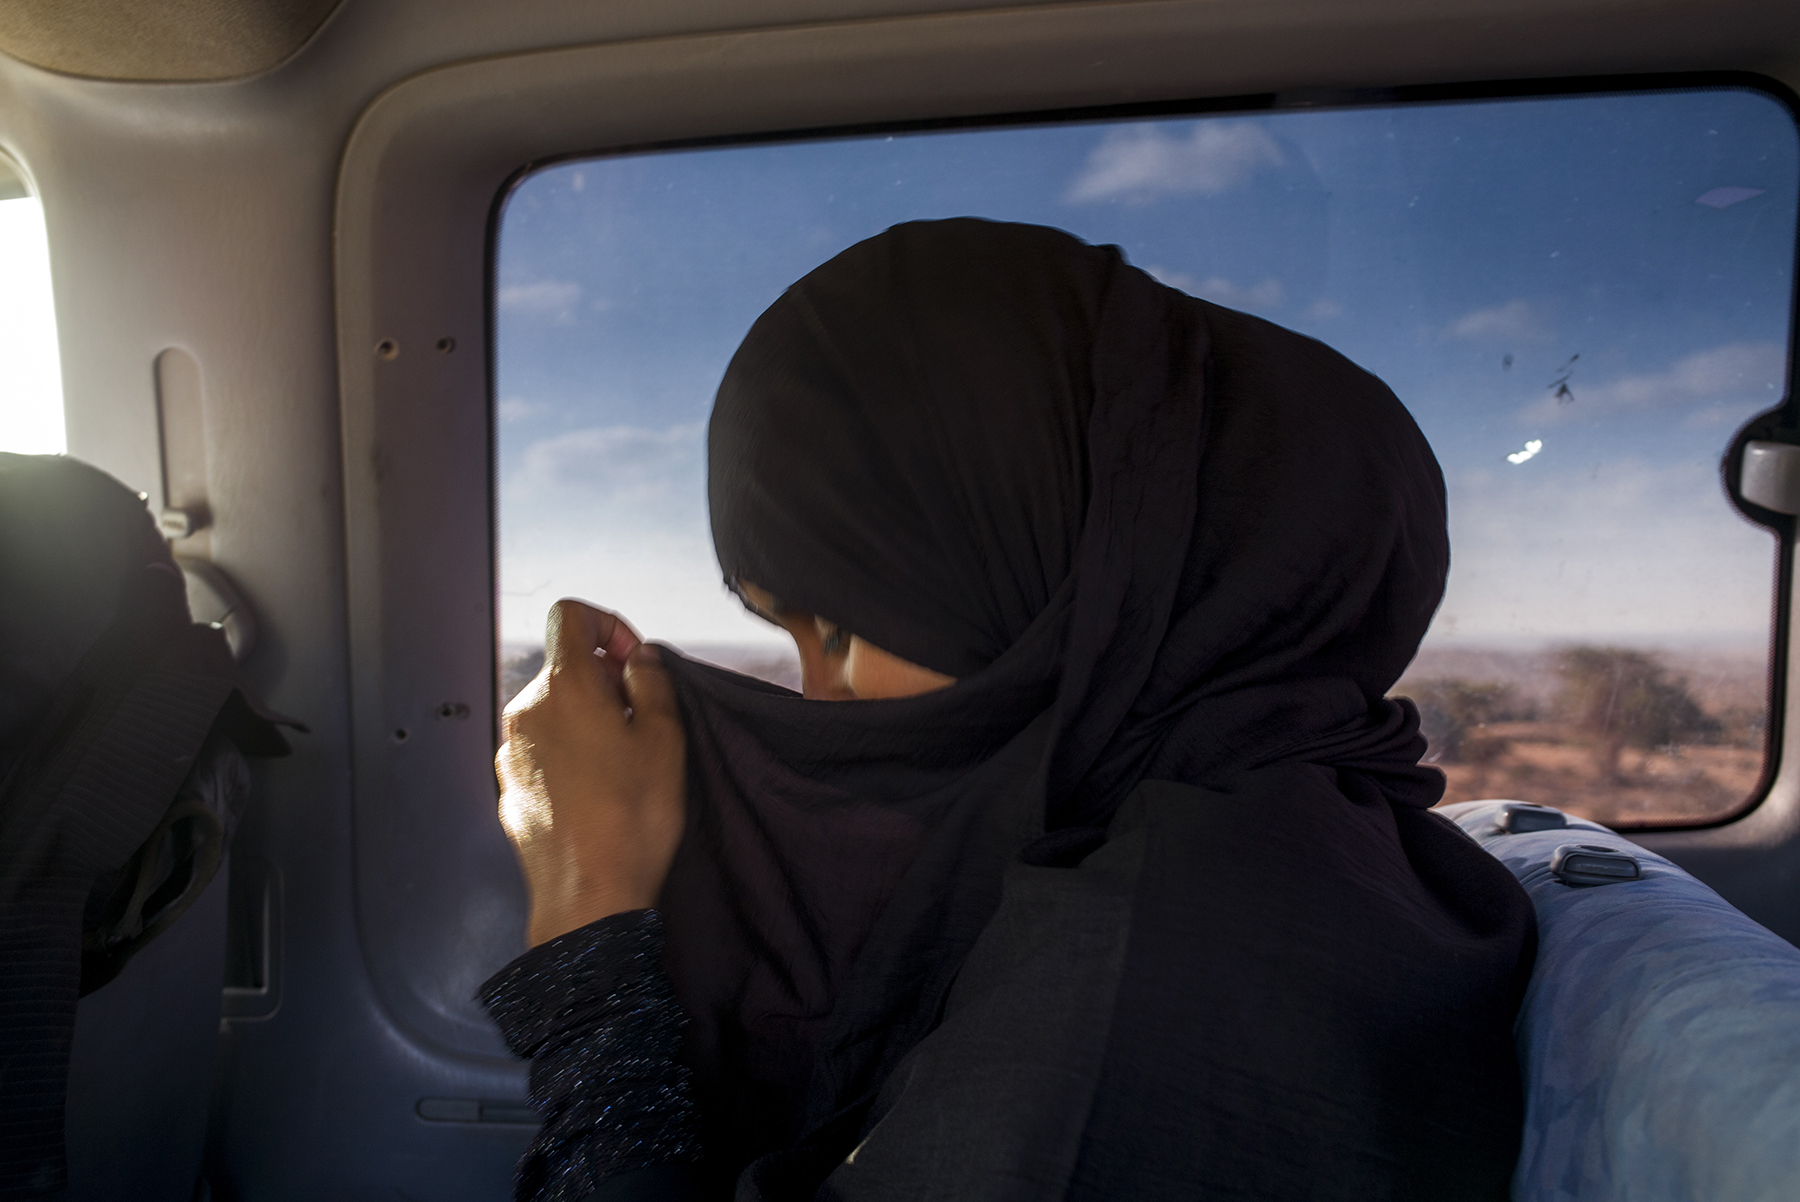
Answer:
[
  {"left": 0, "top": 0, "right": 347, "bottom": 82},
  {"left": 3, "top": 0, "right": 1799, "bottom": 93}
]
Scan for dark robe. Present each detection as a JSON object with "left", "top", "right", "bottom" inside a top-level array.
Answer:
[
  {"left": 643, "top": 218, "right": 1533, "bottom": 1198},
  {"left": 0, "top": 453, "right": 291, "bottom": 1199}
]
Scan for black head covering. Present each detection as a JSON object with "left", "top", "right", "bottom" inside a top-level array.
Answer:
[
  {"left": 661, "top": 219, "right": 1529, "bottom": 1193},
  {"left": 710, "top": 220, "right": 1100, "bottom": 679}
]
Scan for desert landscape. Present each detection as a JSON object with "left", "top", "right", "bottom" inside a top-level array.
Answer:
[{"left": 1395, "top": 644, "right": 1770, "bottom": 827}]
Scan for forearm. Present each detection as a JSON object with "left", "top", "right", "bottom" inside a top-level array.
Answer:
[{"left": 479, "top": 910, "right": 703, "bottom": 1202}]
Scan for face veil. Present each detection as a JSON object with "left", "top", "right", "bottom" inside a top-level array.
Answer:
[{"left": 657, "top": 218, "right": 1531, "bottom": 1196}]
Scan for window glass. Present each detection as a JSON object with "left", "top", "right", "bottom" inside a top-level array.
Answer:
[
  {"left": 0, "top": 176, "right": 65, "bottom": 456},
  {"left": 495, "top": 89, "right": 1797, "bottom": 826}
]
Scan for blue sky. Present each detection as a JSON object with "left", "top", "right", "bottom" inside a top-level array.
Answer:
[{"left": 495, "top": 88, "right": 1797, "bottom": 654}]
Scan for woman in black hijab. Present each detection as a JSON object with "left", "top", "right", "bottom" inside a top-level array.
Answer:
[{"left": 481, "top": 218, "right": 1537, "bottom": 1201}]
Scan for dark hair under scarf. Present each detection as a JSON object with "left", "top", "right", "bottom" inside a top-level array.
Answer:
[{"left": 659, "top": 219, "right": 1533, "bottom": 1198}]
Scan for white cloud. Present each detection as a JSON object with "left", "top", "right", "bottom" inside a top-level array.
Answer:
[
  {"left": 497, "top": 396, "right": 548, "bottom": 423},
  {"left": 1305, "top": 299, "right": 1344, "bottom": 321},
  {"left": 1506, "top": 439, "right": 1543, "bottom": 465},
  {"left": 498, "top": 528, "right": 783, "bottom": 649},
  {"left": 497, "top": 421, "right": 784, "bottom": 648},
  {"left": 493, "top": 422, "right": 781, "bottom": 647},
  {"left": 497, "top": 279, "right": 584, "bottom": 321},
  {"left": 1696, "top": 186, "right": 1764, "bottom": 209},
  {"left": 511, "top": 422, "right": 704, "bottom": 507},
  {"left": 1430, "top": 457, "right": 1774, "bottom": 645},
  {"left": 1066, "top": 122, "right": 1283, "bottom": 205},
  {"left": 1516, "top": 341, "right": 1785, "bottom": 426},
  {"left": 1145, "top": 266, "right": 1284, "bottom": 311},
  {"left": 1448, "top": 299, "right": 1548, "bottom": 343}
]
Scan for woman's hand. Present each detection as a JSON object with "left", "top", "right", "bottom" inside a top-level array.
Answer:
[{"left": 497, "top": 599, "right": 687, "bottom": 947}]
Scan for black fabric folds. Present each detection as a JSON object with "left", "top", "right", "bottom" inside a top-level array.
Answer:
[
  {"left": 0, "top": 453, "right": 292, "bottom": 1200},
  {"left": 655, "top": 219, "right": 1534, "bottom": 1197}
]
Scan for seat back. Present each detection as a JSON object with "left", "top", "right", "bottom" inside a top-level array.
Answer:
[{"left": 1443, "top": 800, "right": 1800, "bottom": 1202}]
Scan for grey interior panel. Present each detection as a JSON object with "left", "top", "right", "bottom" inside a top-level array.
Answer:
[
  {"left": 2, "top": 0, "right": 1798, "bottom": 1197},
  {"left": 61, "top": 867, "right": 228, "bottom": 1201},
  {"left": 0, "top": 0, "right": 348, "bottom": 83},
  {"left": 0, "top": 149, "right": 23, "bottom": 199}
]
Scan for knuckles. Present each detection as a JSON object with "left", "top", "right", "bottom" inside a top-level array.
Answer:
[{"left": 492, "top": 652, "right": 685, "bottom": 822}]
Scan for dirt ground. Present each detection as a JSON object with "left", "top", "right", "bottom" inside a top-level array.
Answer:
[
  {"left": 1431, "top": 720, "right": 1766, "bottom": 827},
  {"left": 1399, "top": 644, "right": 1771, "bottom": 827}
]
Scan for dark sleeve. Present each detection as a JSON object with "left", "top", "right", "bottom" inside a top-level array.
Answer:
[{"left": 478, "top": 909, "right": 703, "bottom": 1202}]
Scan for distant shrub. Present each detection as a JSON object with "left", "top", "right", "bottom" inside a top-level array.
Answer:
[
  {"left": 1400, "top": 678, "right": 1523, "bottom": 763},
  {"left": 1552, "top": 645, "right": 1720, "bottom": 779},
  {"left": 1713, "top": 704, "right": 1769, "bottom": 749}
]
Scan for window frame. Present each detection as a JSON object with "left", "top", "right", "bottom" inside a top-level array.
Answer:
[
  {"left": 487, "top": 71, "right": 1800, "bottom": 834},
  {"left": 335, "top": 26, "right": 1800, "bottom": 1072}
]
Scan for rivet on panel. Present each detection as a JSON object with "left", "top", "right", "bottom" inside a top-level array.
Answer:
[{"left": 376, "top": 339, "right": 399, "bottom": 360}]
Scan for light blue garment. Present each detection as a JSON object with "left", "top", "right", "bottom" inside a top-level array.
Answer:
[{"left": 1440, "top": 800, "right": 1800, "bottom": 1202}]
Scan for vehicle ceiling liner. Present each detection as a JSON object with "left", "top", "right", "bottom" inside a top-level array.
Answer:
[{"left": 0, "top": 0, "right": 345, "bottom": 82}]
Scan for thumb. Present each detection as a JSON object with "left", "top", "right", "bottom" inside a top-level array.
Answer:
[{"left": 621, "top": 644, "right": 681, "bottom": 730}]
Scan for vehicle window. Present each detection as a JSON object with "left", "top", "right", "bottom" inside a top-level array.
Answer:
[
  {"left": 495, "top": 88, "right": 1797, "bottom": 827},
  {"left": 0, "top": 169, "right": 64, "bottom": 456}
]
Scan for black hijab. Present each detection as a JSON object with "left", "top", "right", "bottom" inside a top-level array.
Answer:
[{"left": 658, "top": 219, "right": 1530, "bottom": 1194}]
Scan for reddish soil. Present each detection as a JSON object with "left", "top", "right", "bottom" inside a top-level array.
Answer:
[{"left": 1432, "top": 720, "right": 1766, "bottom": 827}]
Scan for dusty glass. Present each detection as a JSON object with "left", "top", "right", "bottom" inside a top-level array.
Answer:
[{"left": 495, "top": 88, "right": 1798, "bottom": 826}]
